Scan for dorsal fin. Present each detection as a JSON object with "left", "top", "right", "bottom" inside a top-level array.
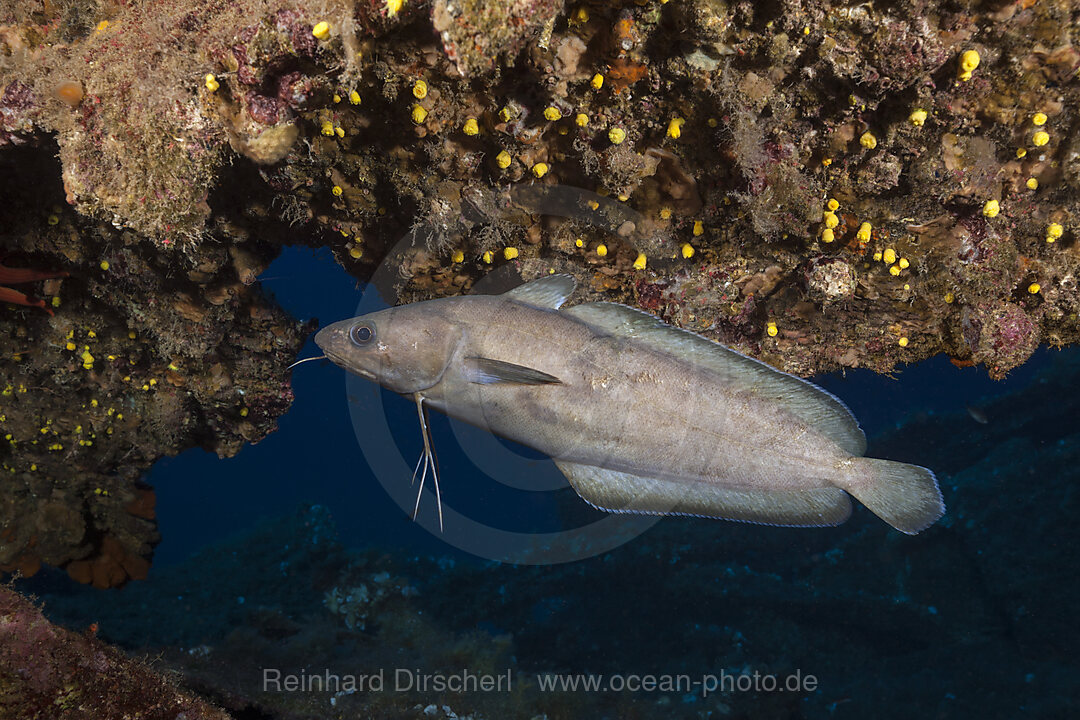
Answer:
[
  {"left": 502, "top": 274, "right": 576, "bottom": 310},
  {"left": 562, "top": 302, "right": 867, "bottom": 456}
]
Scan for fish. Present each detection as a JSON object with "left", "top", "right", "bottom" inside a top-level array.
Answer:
[
  {"left": 0, "top": 257, "right": 69, "bottom": 315},
  {"left": 314, "top": 274, "right": 944, "bottom": 535}
]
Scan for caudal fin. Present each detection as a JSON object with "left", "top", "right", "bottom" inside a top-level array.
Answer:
[{"left": 846, "top": 458, "right": 945, "bottom": 534}]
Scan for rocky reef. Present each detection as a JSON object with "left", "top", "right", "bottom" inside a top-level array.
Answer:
[
  {"left": 1, "top": 0, "right": 1078, "bottom": 592},
  {"left": 0, "top": 582, "right": 231, "bottom": 719},
  {"left": 0, "top": 146, "right": 309, "bottom": 586}
]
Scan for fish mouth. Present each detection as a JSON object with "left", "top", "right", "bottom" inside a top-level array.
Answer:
[
  {"left": 351, "top": 366, "right": 376, "bottom": 381},
  {"left": 323, "top": 350, "right": 376, "bottom": 381}
]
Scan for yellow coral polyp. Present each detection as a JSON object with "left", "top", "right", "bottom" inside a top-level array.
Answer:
[
  {"left": 503, "top": 247, "right": 519, "bottom": 260},
  {"left": 412, "top": 79, "right": 428, "bottom": 100},
  {"left": 1046, "top": 223, "right": 1064, "bottom": 242},
  {"left": 692, "top": 220, "right": 704, "bottom": 236},
  {"left": 590, "top": 73, "right": 604, "bottom": 90},
  {"left": 1032, "top": 130, "right": 1049, "bottom": 147},
  {"left": 574, "top": 113, "right": 589, "bottom": 127},
  {"left": 766, "top": 322, "right": 778, "bottom": 337},
  {"left": 821, "top": 228, "right": 835, "bottom": 244},
  {"left": 1027, "top": 282, "right": 1041, "bottom": 294},
  {"left": 859, "top": 131, "right": 877, "bottom": 149},
  {"left": 411, "top": 104, "right": 428, "bottom": 124},
  {"left": 680, "top": 243, "right": 694, "bottom": 259},
  {"left": 320, "top": 120, "right": 335, "bottom": 136},
  {"left": 531, "top": 162, "right": 549, "bottom": 178},
  {"left": 633, "top": 252, "right": 647, "bottom": 270},
  {"left": 482, "top": 251, "right": 494, "bottom": 264},
  {"left": 982, "top": 199, "right": 1000, "bottom": 218},
  {"left": 667, "top": 117, "right": 685, "bottom": 139},
  {"left": 909, "top": 108, "right": 927, "bottom": 126},
  {"left": 1032, "top": 112, "right": 1048, "bottom": 126},
  {"left": 312, "top": 21, "right": 330, "bottom": 40},
  {"left": 495, "top": 150, "right": 512, "bottom": 169},
  {"left": 856, "top": 222, "right": 872, "bottom": 242},
  {"left": 823, "top": 211, "right": 839, "bottom": 229},
  {"left": 596, "top": 244, "right": 607, "bottom": 257},
  {"left": 883, "top": 248, "right": 897, "bottom": 264},
  {"left": 349, "top": 90, "right": 361, "bottom": 105},
  {"left": 608, "top": 127, "right": 627, "bottom": 145},
  {"left": 386, "top": 0, "right": 405, "bottom": 16},
  {"left": 451, "top": 250, "right": 464, "bottom": 263},
  {"left": 827, "top": 198, "right": 839, "bottom": 211},
  {"left": 462, "top": 117, "right": 479, "bottom": 136},
  {"left": 543, "top": 106, "right": 562, "bottom": 121},
  {"left": 958, "top": 49, "right": 980, "bottom": 80},
  {"left": 204, "top": 73, "right": 220, "bottom": 92}
]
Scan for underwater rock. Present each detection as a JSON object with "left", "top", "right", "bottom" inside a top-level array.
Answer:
[
  {"left": 0, "top": 0, "right": 1076, "bottom": 382},
  {"left": 0, "top": 147, "right": 309, "bottom": 584},
  {"left": 0, "top": 584, "right": 233, "bottom": 719},
  {"left": 961, "top": 300, "right": 1040, "bottom": 378},
  {"left": 804, "top": 256, "right": 856, "bottom": 305},
  {"left": 432, "top": 0, "right": 567, "bottom": 77}
]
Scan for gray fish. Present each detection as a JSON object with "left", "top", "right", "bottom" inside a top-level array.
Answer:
[{"left": 315, "top": 275, "right": 944, "bottom": 534}]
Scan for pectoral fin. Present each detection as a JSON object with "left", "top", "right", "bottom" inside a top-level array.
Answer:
[
  {"left": 554, "top": 460, "right": 852, "bottom": 527},
  {"left": 465, "top": 357, "right": 562, "bottom": 385}
]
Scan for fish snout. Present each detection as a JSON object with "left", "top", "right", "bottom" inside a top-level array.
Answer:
[{"left": 313, "top": 326, "right": 332, "bottom": 352}]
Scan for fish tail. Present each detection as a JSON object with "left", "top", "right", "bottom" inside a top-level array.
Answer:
[{"left": 844, "top": 458, "right": 945, "bottom": 535}]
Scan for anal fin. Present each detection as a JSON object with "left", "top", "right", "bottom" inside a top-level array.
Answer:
[{"left": 554, "top": 461, "right": 852, "bottom": 527}]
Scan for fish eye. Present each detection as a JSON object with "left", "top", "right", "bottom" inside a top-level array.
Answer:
[{"left": 350, "top": 322, "right": 375, "bottom": 346}]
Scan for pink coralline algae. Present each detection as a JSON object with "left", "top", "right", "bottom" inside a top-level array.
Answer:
[{"left": 961, "top": 301, "right": 1040, "bottom": 377}]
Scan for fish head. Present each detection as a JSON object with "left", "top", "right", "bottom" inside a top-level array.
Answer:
[{"left": 315, "top": 304, "right": 462, "bottom": 394}]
